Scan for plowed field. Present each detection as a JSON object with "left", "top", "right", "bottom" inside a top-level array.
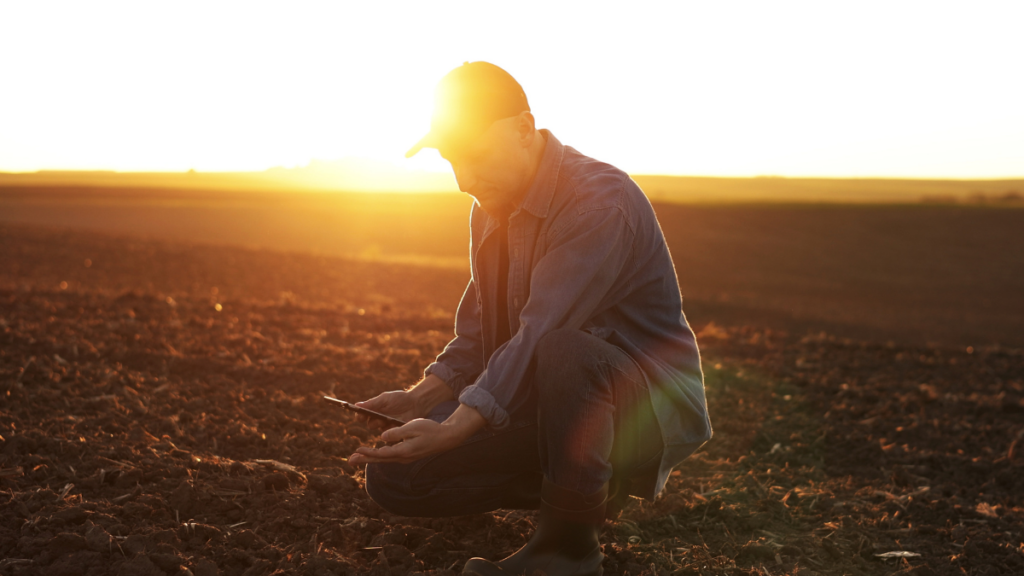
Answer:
[{"left": 1, "top": 224, "right": 1021, "bottom": 576}]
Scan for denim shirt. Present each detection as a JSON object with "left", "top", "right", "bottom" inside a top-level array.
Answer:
[{"left": 424, "top": 130, "right": 712, "bottom": 499}]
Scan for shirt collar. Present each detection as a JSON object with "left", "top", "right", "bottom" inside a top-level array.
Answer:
[{"left": 517, "top": 129, "right": 564, "bottom": 219}]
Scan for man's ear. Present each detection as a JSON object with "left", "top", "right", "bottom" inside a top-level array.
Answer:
[{"left": 517, "top": 111, "right": 536, "bottom": 145}]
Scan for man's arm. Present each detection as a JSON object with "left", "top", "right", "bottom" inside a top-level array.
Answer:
[
  {"left": 424, "top": 275, "right": 486, "bottom": 398},
  {"left": 457, "top": 201, "right": 636, "bottom": 431}
]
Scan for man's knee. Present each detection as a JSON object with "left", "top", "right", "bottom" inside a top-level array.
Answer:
[
  {"left": 535, "top": 328, "right": 592, "bottom": 379},
  {"left": 534, "top": 329, "right": 611, "bottom": 411}
]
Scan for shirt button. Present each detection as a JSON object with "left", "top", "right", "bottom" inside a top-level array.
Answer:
[
  {"left": 513, "top": 248, "right": 519, "bottom": 257},
  {"left": 514, "top": 298, "right": 519, "bottom": 306}
]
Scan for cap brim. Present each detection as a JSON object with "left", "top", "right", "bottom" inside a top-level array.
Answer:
[
  {"left": 405, "top": 131, "right": 439, "bottom": 159},
  {"left": 405, "top": 120, "right": 492, "bottom": 159}
]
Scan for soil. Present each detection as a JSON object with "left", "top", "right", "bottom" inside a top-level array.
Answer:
[
  {"left": 5, "top": 187, "right": 1024, "bottom": 349},
  {"left": 1, "top": 224, "right": 1021, "bottom": 576}
]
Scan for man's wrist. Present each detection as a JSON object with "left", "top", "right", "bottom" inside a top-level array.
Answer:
[
  {"left": 408, "top": 374, "right": 456, "bottom": 414},
  {"left": 441, "top": 403, "right": 487, "bottom": 442}
]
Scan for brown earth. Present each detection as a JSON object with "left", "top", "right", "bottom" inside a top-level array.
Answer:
[
  {"left": 3, "top": 188, "right": 1024, "bottom": 349},
  {"left": 0, "top": 224, "right": 1022, "bottom": 576}
]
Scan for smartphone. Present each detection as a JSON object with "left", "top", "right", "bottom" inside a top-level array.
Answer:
[{"left": 323, "top": 396, "right": 407, "bottom": 427}]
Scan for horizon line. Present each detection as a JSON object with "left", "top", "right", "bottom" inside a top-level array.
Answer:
[{"left": 2, "top": 169, "right": 1023, "bottom": 182}]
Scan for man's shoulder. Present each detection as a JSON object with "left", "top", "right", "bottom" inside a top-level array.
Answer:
[{"left": 554, "top": 146, "right": 648, "bottom": 219}]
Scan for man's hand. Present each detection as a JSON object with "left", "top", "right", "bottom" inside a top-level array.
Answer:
[
  {"left": 348, "top": 403, "right": 487, "bottom": 465},
  {"left": 354, "top": 374, "right": 456, "bottom": 431},
  {"left": 353, "top": 390, "right": 424, "bottom": 427}
]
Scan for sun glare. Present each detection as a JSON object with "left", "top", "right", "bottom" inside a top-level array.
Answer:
[{"left": 0, "top": 1, "right": 1022, "bottom": 178}]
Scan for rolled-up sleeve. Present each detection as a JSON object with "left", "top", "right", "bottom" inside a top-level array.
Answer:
[
  {"left": 458, "top": 203, "right": 635, "bottom": 431},
  {"left": 424, "top": 276, "right": 484, "bottom": 398}
]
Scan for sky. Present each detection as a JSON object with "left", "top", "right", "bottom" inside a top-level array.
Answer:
[{"left": 1, "top": 1, "right": 1022, "bottom": 178}]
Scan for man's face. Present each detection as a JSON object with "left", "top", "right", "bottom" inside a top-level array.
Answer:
[{"left": 438, "top": 114, "right": 534, "bottom": 216}]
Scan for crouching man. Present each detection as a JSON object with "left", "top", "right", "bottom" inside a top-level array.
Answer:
[{"left": 347, "top": 61, "right": 712, "bottom": 576}]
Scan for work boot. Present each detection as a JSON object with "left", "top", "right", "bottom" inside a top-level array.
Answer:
[{"left": 462, "top": 476, "right": 607, "bottom": 576}]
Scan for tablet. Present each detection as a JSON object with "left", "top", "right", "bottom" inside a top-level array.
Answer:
[{"left": 323, "top": 396, "right": 407, "bottom": 427}]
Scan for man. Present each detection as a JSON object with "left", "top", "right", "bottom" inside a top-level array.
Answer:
[{"left": 347, "top": 61, "right": 711, "bottom": 576}]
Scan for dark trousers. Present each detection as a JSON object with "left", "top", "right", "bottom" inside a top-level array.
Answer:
[{"left": 364, "top": 328, "right": 663, "bottom": 517}]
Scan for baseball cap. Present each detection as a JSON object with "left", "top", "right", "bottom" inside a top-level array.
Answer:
[{"left": 405, "top": 61, "right": 530, "bottom": 158}]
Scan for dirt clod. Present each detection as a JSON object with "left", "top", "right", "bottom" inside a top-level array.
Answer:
[{"left": 261, "top": 472, "right": 290, "bottom": 491}]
